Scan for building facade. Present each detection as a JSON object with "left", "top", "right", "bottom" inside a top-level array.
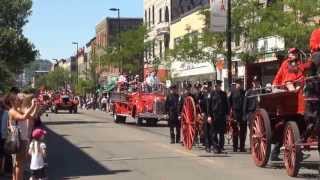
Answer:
[
  {"left": 20, "top": 59, "right": 52, "bottom": 87},
  {"left": 144, "top": 0, "right": 171, "bottom": 81},
  {"left": 95, "top": 17, "right": 143, "bottom": 84},
  {"left": 76, "top": 48, "right": 88, "bottom": 80},
  {"left": 169, "top": 0, "right": 215, "bottom": 83}
]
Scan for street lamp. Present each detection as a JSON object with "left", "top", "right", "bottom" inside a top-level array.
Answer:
[
  {"left": 109, "top": 8, "right": 122, "bottom": 74},
  {"left": 72, "top": 42, "right": 79, "bottom": 85}
]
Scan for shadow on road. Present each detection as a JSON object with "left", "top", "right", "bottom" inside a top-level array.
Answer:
[
  {"left": 45, "top": 120, "right": 109, "bottom": 126},
  {"left": 268, "top": 161, "right": 319, "bottom": 179},
  {"left": 45, "top": 127, "right": 131, "bottom": 179},
  {"left": 198, "top": 154, "right": 231, "bottom": 158}
]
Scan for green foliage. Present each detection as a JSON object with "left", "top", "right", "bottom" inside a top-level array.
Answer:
[
  {"left": 238, "top": 52, "right": 258, "bottom": 63},
  {"left": 232, "top": 0, "right": 320, "bottom": 51},
  {"left": 0, "top": 0, "right": 38, "bottom": 89},
  {"left": 168, "top": 1, "right": 320, "bottom": 64},
  {"left": 167, "top": 9, "right": 223, "bottom": 65},
  {"left": 35, "top": 67, "right": 70, "bottom": 90},
  {"left": 100, "top": 25, "right": 148, "bottom": 74},
  {"left": 75, "top": 78, "right": 94, "bottom": 96}
]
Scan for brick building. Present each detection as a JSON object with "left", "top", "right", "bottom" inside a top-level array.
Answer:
[{"left": 95, "top": 17, "right": 143, "bottom": 84}]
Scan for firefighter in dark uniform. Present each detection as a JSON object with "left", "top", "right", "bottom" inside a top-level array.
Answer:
[
  {"left": 229, "top": 78, "right": 246, "bottom": 152},
  {"left": 208, "top": 80, "right": 228, "bottom": 153},
  {"left": 199, "top": 81, "right": 212, "bottom": 151},
  {"left": 178, "top": 83, "right": 195, "bottom": 113},
  {"left": 243, "top": 76, "right": 261, "bottom": 129},
  {"left": 165, "top": 84, "right": 181, "bottom": 144}
]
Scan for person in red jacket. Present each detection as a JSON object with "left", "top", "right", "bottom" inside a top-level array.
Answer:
[
  {"left": 307, "top": 27, "right": 320, "bottom": 172},
  {"left": 272, "top": 48, "right": 306, "bottom": 90},
  {"left": 310, "top": 28, "right": 320, "bottom": 53}
]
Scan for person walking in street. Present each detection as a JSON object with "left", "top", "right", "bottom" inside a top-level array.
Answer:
[
  {"left": 101, "top": 96, "right": 107, "bottom": 112},
  {"left": 243, "top": 76, "right": 261, "bottom": 153},
  {"left": 28, "top": 128, "right": 47, "bottom": 180},
  {"left": 165, "top": 85, "right": 181, "bottom": 144},
  {"left": 199, "top": 81, "right": 212, "bottom": 152},
  {"left": 229, "top": 79, "right": 246, "bottom": 152},
  {"left": 243, "top": 76, "right": 261, "bottom": 130},
  {"left": 208, "top": 80, "right": 228, "bottom": 153}
]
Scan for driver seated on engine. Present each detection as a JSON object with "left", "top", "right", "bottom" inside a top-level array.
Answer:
[{"left": 272, "top": 48, "right": 306, "bottom": 92}]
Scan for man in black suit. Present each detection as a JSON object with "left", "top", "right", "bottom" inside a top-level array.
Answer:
[
  {"left": 208, "top": 80, "right": 228, "bottom": 153},
  {"left": 165, "top": 85, "right": 181, "bottom": 144}
]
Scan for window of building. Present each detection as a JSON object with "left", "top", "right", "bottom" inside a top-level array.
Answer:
[
  {"left": 174, "top": 37, "right": 182, "bottom": 47},
  {"left": 145, "top": 10, "right": 147, "bottom": 25},
  {"left": 159, "top": 40, "right": 163, "bottom": 58},
  {"left": 145, "top": 49, "right": 148, "bottom": 60},
  {"left": 159, "top": 8, "right": 162, "bottom": 23},
  {"left": 164, "top": 34, "right": 170, "bottom": 49},
  {"left": 165, "top": 6, "right": 169, "bottom": 22},
  {"left": 148, "top": 8, "right": 151, "bottom": 27},
  {"left": 148, "top": 45, "right": 152, "bottom": 58},
  {"left": 152, "top": 40, "right": 155, "bottom": 57},
  {"left": 152, "top": 6, "right": 155, "bottom": 25},
  {"left": 235, "top": 34, "right": 240, "bottom": 47}
]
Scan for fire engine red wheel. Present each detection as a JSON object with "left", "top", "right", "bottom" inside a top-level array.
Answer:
[
  {"left": 250, "top": 108, "right": 271, "bottom": 167},
  {"left": 284, "top": 121, "right": 301, "bottom": 177},
  {"left": 181, "top": 96, "right": 196, "bottom": 150}
]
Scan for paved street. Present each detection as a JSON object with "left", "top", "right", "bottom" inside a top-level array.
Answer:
[{"left": 43, "top": 110, "right": 319, "bottom": 180}]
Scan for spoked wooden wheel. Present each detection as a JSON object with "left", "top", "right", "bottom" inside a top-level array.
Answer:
[
  {"left": 284, "top": 121, "right": 301, "bottom": 177},
  {"left": 181, "top": 96, "right": 197, "bottom": 150},
  {"left": 250, "top": 109, "right": 271, "bottom": 167}
]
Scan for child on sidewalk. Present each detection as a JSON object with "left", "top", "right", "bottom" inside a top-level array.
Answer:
[{"left": 28, "top": 128, "right": 47, "bottom": 180}]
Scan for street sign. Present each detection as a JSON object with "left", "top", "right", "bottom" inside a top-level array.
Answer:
[{"left": 210, "top": 0, "right": 227, "bottom": 32}]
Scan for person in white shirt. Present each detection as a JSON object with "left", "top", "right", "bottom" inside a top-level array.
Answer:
[
  {"left": 28, "top": 128, "right": 47, "bottom": 180},
  {"left": 101, "top": 96, "right": 107, "bottom": 112}
]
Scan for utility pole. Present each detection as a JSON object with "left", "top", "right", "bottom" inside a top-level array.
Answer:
[
  {"left": 72, "top": 41, "right": 79, "bottom": 86},
  {"left": 226, "top": 0, "right": 232, "bottom": 88}
]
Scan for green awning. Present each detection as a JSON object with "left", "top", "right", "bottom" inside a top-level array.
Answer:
[
  {"left": 103, "top": 83, "right": 116, "bottom": 92},
  {"left": 103, "top": 77, "right": 117, "bottom": 92}
]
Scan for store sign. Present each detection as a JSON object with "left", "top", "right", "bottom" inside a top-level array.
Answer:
[
  {"left": 210, "top": 0, "right": 227, "bottom": 32},
  {"left": 171, "top": 61, "right": 215, "bottom": 78}
]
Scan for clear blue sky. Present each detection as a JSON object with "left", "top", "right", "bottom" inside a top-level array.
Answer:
[{"left": 24, "top": 0, "right": 143, "bottom": 61}]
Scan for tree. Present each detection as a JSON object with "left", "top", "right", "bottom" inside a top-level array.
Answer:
[
  {"left": 75, "top": 78, "right": 94, "bottom": 96},
  {"left": 167, "top": 9, "right": 223, "bottom": 69},
  {"left": 100, "top": 25, "right": 149, "bottom": 75},
  {"left": 169, "top": 1, "right": 320, "bottom": 65},
  {"left": 0, "top": 0, "right": 38, "bottom": 90},
  {"left": 36, "top": 67, "right": 71, "bottom": 90},
  {"left": 232, "top": 0, "right": 320, "bottom": 51}
]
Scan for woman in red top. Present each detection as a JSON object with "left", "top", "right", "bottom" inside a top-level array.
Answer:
[{"left": 272, "top": 48, "right": 307, "bottom": 89}]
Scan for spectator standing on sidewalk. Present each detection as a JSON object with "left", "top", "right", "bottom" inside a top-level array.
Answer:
[
  {"left": 0, "top": 95, "right": 7, "bottom": 174},
  {"left": 7, "top": 93, "right": 37, "bottom": 180},
  {"left": 101, "top": 96, "right": 107, "bottom": 112},
  {"left": 106, "top": 92, "right": 111, "bottom": 112},
  {"left": 28, "top": 128, "right": 47, "bottom": 180},
  {"left": 165, "top": 85, "right": 181, "bottom": 144}
]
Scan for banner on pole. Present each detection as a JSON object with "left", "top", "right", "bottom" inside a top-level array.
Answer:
[{"left": 210, "top": 0, "right": 227, "bottom": 32}]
